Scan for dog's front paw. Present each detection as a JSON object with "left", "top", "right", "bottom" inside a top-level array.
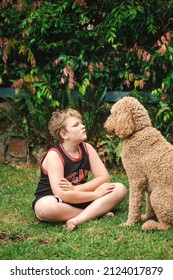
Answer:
[
  {"left": 141, "top": 214, "right": 148, "bottom": 221},
  {"left": 120, "top": 220, "right": 136, "bottom": 227}
]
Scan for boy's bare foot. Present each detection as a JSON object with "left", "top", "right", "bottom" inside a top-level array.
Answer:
[
  {"left": 103, "top": 211, "right": 114, "bottom": 218},
  {"left": 66, "top": 218, "right": 78, "bottom": 231},
  {"left": 66, "top": 212, "right": 114, "bottom": 231}
]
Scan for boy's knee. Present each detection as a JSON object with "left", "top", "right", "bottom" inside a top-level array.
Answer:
[
  {"left": 34, "top": 197, "right": 56, "bottom": 221},
  {"left": 115, "top": 183, "right": 127, "bottom": 200}
]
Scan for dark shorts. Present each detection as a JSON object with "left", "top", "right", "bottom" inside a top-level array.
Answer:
[
  {"left": 32, "top": 196, "right": 92, "bottom": 223},
  {"left": 68, "top": 201, "right": 92, "bottom": 209},
  {"left": 32, "top": 195, "right": 92, "bottom": 212}
]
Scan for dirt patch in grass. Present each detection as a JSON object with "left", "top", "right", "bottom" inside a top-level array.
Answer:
[{"left": 0, "top": 231, "right": 27, "bottom": 245}]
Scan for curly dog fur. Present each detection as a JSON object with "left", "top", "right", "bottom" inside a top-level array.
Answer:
[{"left": 104, "top": 96, "right": 173, "bottom": 231}]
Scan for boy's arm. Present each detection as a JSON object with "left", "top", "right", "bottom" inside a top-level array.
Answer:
[
  {"left": 75, "top": 143, "right": 110, "bottom": 191},
  {"left": 44, "top": 150, "right": 111, "bottom": 204}
]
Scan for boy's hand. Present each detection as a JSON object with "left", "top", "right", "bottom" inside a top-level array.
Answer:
[
  {"left": 94, "top": 183, "right": 115, "bottom": 198},
  {"left": 58, "top": 178, "right": 74, "bottom": 191}
]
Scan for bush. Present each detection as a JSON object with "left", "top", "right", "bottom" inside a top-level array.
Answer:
[{"left": 1, "top": 0, "right": 173, "bottom": 147}]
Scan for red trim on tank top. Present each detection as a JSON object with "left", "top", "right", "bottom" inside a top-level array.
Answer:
[
  {"left": 38, "top": 152, "right": 48, "bottom": 174},
  {"left": 39, "top": 147, "right": 65, "bottom": 175},
  {"left": 49, "top": 148, "right": 65, "bottom": 166},
  {"left": 60, "top": 143, "right": 82, "bottom": 162}
]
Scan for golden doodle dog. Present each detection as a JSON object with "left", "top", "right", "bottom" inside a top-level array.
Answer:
[{"left": 104, "top": 96, "right": 173, "bottom": 231}]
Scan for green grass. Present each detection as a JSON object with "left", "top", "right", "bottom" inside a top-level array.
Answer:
[{"left": 0, "top": 162, "right": 172, "bottom": 260}]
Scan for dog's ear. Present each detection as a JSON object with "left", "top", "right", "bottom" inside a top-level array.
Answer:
[
  {"left": 116, "top": 110, "right": 135, "bottom": 138},
  {"left": 104, "top": 116, "right": 116, "bottom": 135}
]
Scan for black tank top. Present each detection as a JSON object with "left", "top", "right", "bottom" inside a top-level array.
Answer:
[{"left": 33, "top": 142, "right": 90, "bottom": 201}]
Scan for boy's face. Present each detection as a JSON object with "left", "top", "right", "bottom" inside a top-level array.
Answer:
[{"left": 61, "top": 117, "right": 87, "bottom": 143}]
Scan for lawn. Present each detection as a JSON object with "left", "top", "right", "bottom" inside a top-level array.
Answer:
[{"left": 0, "top": 162, "right": 172, "bottom": 260}]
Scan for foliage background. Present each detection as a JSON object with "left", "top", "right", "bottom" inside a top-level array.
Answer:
[{"left": 0, "top": 0, "right": 173, "bottom": 166}]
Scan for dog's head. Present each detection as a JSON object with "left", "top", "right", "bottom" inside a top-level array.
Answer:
[{"left": 104, "top": 96, "right": 152, "bottom": 139}]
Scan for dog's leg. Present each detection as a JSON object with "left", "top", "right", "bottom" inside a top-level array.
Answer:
[
  {"left": 141, "top": 192, "right": 155, "bottom": 221},
  {"left": 122, "top": 182, "right": 144, "bottom": 226},
  {"left": 142, "top": 220, "right": 171, "bottom": 231},
  {"left": 142, "top": 188, "right": 173, "bottom": 231}
]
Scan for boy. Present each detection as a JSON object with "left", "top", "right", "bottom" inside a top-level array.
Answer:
[{"left": 32, "top": 108, "right": 127, "bottom": 230}]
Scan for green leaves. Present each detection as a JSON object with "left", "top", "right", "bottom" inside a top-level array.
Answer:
[
  {"left": 1, "top": 0, "right": 173, "bottom": 92},
  {"left": 1, "top": 0, "right": 173, "bottom": 141},
  {"left": 78, "top": 78, "right": 90, "bottom": 96}
]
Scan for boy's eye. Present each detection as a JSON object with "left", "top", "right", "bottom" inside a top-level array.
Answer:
[
  {"left": 73, "top": 122, "right": 79, "bottom": 127},
  {"left": 73, "top": 121, "right": 84, "bottom": 127}
]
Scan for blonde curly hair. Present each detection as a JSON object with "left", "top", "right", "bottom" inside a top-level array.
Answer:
[{"left": 48, "top": 108, "right": 82, "bottom": 142}]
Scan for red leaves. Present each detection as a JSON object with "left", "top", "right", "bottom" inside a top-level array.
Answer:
[
  {"left": 145, "top": 71, "right": 151, "bottom": 79},
  {"left": 12, "top": 1, "right": 23, "bottom": 12},
  {"left": 0, "top": 37, "right": 8, "bottom": 47},
  {"left": 12, "top": 78, "right": 24, "bottom": 88},
  {"left": 0, "top": 0, "right": 12, "bottom": 9},
  {"left": 98, "top": 61, "right": 104, "bottom": 71},
  {"left": 31, "top": 1, "right": 43, "bottom": 11},
  {"left": 124, "top": 32, "right": 173, "bottom": 90},
  {"left": 74, "top": 0, "right": 88, "bottom": 9},
  {"left": 135, "top": 80, "right": 145, "bottom": 90},
  {"left": 60, "top": 64, "right": 76, "bottom": 91},
  {"left": 88, "top": 63, "right": 94, "bottom": 73},
  {"left": 2, "top": 52, "right": 8, "bottom": 64},
  {"left": 135, "top": 32, "right": 172, "bottom": 65},
  {"left": 136, "top": 47, "right": 151, "bottom": 62},
  {"left": 128, "top": 73, "right": 134, "bottom": 82},
  {"left": 0, "top": 0, "right": 43, "bottom": 11},
  {"left": 31, "top": 59, "right": 36, "bottom": 68},
  {"left": 125, "top": 80, "right": 130, "bottom": 88},
  {"left": 135, "top": 32, "right": 172, "bottom": 62},
  {"left": 53, "top": 58, "right": 61, "bottom": 67},
  {"left": 143, "top": 51, "right": 151, "bottom": 62},
  {"left": 158, "top": 44, "right": 167, "bottom": 55},
  {"left": 125, "top": 73, "right": 134, "bottom": 88},
  {"left": 12, "top": 73, "right": 39, "bottom": 95},
  {"left": 88, "top": 61, "right": 104, "bottom": 73},
  {"left": 155, "top": 32, "right": 172, "bottom": 54},
  {"left": 166, "top": 32, "right": 172, "bottom": 42},
  {"left": 0, "top": 38, "right": 9, "bottom": 64}
]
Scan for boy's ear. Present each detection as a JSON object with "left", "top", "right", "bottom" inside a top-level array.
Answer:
[{"left": 60, "top": 129, "right": 69, "bottom": 140}]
